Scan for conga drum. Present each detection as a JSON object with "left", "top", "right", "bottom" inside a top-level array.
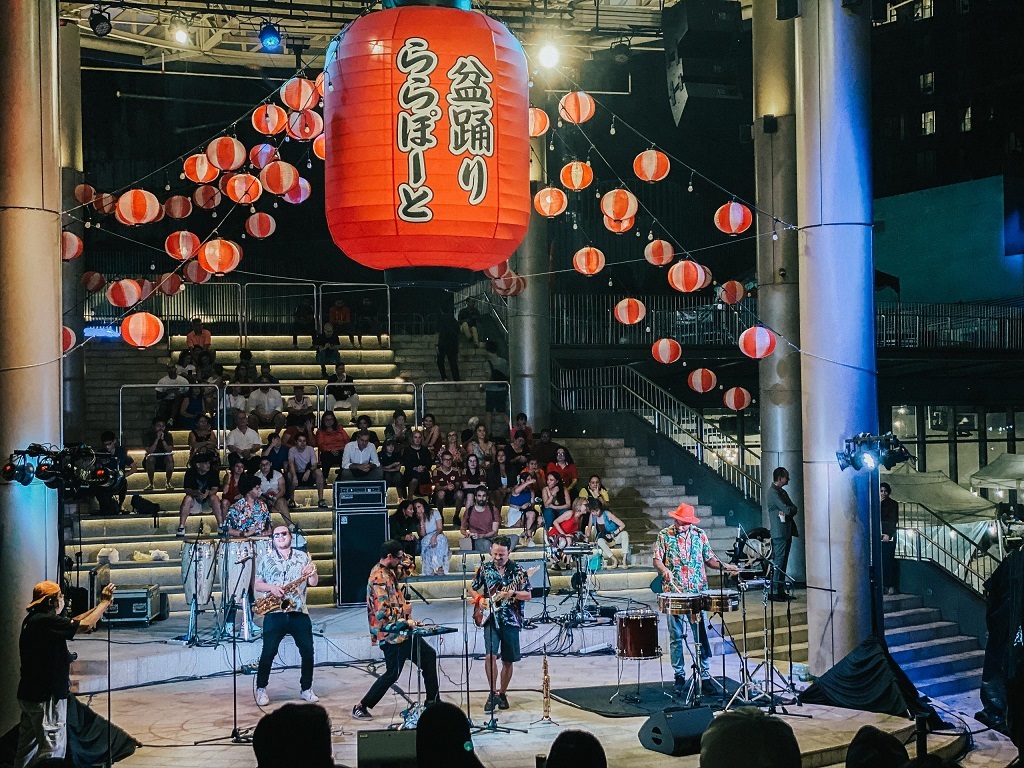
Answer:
[
  {"left": 181, "top": 538, "right": 218, "bottom": 607},
  {"left": 657, "top": 592, "right": 706, "bottom": 619},
  {"left": 614, "top": 609, "right": 660, "bottom": 660}
]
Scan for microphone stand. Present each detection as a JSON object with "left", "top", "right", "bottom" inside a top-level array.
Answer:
[
  {"left": 194, "top": 596, "right": 253, "bottom": 744},
  {"left": 529, "top": 539, "right": 557, "bottom": 625}
]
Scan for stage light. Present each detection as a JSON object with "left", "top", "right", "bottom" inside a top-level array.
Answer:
[
  {"left": 1, "top": 459, "right": 16, "bottom": 482},
  {"left": 860, "top": 451, "right": 878, "bottom": 471},
  {"left": 837, "top": 432, "right": 914, "bottom": 472},
  {"left": 169, "top": 14, "right": 190, "bottom": 44},
  {"left": 89, "top": 8, "right": 112, "bottom": 37},
  {"left": 259, "top": 22, "right": 282, "bottom": 51},
  {"left": 538, "top": 44, "right": 559, "bottom": 69},
  {"left": 610, "top": 42, "right": 631, "bottom": 65}
]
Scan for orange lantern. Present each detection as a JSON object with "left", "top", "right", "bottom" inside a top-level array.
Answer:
[
  {"left": 529, "top": 107, "right": 550, "bottom": 137},
  {"left": 164, "top": 231, "right": 201, "bottom": 261},
  {"left": 82, "top": 271, "right": 106, "bottom": 292},
  {"left": 688, "top": 368, "right": 717, "bottom": 393},
  {"left": 280, "top": 77, "right": 318, "bottom": 111},
  {"left": 718, "top": 280, "right": 746, "bottom": 305},
  {"left": 738, "top": 326, "right": 777, "bottom": 359},
  {"left": 312, "top": 134, "right": 326, "bottom": 161},
  {"left": 603, "top": 215, "right": 634, "bottom": 234},
  {"left": 260, "top": 161, "right": 299, "bottom": 196},
  {"left": 714, "top": 201, "right": 753, "bottom": 235},
  {"left": 600, "top": 189, "right": 639, "bottom": 221},
  {"left": 151, "top": 204, "right": 165, "bottom": 224},
  {"left": 558, "top": 91, "right": 596, "bottom": 124},
  {"left": 633, "top": 150, "right": 671, "bottom": 182},
  {"left": 667, "top": 260, "right": 707, "bottom": 293},
  {"left": 120, "top": 312, "right": 165, "bottom": 349},
  {"left": 282, "top": 178, "right": 311, "bottom": 205},
  {"left": 252, "top": 104, "right": 288, "bottom": 136},
  {"left": 644, "top": 239, "right": 674, "bottom": 266},
  {"left": 62, "top": 326, "right": 76, "bottom": 354},
  {"left": 136, "top": 278, "right": 156, "bottom": 301},
  {"left": 61, "top": 231, "right": 83, "bottom": 261},
  {"left": 534, "top": 187, "right": 568, "bottom": 217},
  {"left": 197, "top": 239, "right": 242, "bottom": 276},
  {"left": 106, "top": 279, "right": 142, "bottom": 308},
  {"left": 184, "top": 260, "right": 211, "bottom": 284},
  {"left": 651, "top": 338, "right": 682, "bottom": 364},
  {"left": 613, "top": 298, "right": 646, "bottom": 325},
  {"left": 73, "top": 184, "right": 95, "bottom": 204},
  {"left": 249, "top": 143, "right": 279, "bottom": 169},
  {"left": 164, "top": 195, "right": 193, "bottom": 219},
  {"left": 115, "top": 189, "right": 161, "bottom": 225},
  {"left": 323, "top": 4, "right": 531, "bottom": 270},
  {"left": 492, "top": 274, "right": 525, "bottom": 296},
  {"left": 218, "top": 171, "right": 238, "bottom": 194},
  {"left": 92, "top": 192, "right": 117, "bottom": 215},
  {"left": 483, "top": 259, "right": 511, "bottom": 279},
  {"left": 315, "top": 71, "right": 327, "bottom": 98},
  {"left": 245, "top": 212, "right": 277, "bottom": 239},
  {"left": 723, "top": 387, "right": 752, "bottom": 411},
  {"left": 559, "top": 161, "right": 593, "bottom": 191},
  {"left": 183, "top": 154, "right": 218, "bottom": 184},
  {"left": 193, "top": 185, "right": 222, "bottom": 210},
  {"left": 206, "top": 137, "right": 246, "bottom": 171},
  {"left": 286, "top": 109, "right": 324, "bottom": 141},
  {"left": 572, "top": 246, "right": 605, "bottom": 276},
  {"left": 157, "top": 273, "right": 183, "bottom": 296},
  {"left": 224, "top": 174, "right": 263, "bottom": 205}
]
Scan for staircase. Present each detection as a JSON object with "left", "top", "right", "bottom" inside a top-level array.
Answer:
[{"left": 83, "top": 343, "right": 167, "bottom": 443}]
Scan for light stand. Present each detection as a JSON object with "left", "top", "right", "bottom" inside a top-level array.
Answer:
[{"left": 528, "top": 540, "right": 557, "bottom": 625}]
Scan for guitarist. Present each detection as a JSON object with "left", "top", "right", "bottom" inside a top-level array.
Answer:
[
  {"left": 470, "top": 535, "right": 531, "bottom": 714},
  {"left": 253, "top": 524, "right": 319, "bottom": 707},
  {"left": 353, "top": 540, "right": 440, "bottom": 721}
]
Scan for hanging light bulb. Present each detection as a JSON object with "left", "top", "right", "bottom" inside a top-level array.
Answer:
[
  {"left": 687, "top": 171, "right": 694, "bottom": 193},
  {"left": 647, "top": 231, "right": 654, "bottom": 241},
  {"left": 609, "top": 117, "right": 616, "bottom": 135}
]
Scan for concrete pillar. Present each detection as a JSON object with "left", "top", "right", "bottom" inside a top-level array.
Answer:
[
  {"left": 60, "top": 22, "right": 87, "bottom": 445},
  {"left": 0, "top": 0, "right": 64, "bottom": 731},
  {"left": 752, "top": 2, "right": 805, "bottom": 582},
  {"left": 795, "top": 0, "right": 878, "bottom": 672}
]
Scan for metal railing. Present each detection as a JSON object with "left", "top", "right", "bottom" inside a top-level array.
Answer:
[
  {"left": 553, "top": 363, "right": 761, "bottom": 502},
  {"left": 320, "top": 282, "right": 392, "bottom": 344},
  {"left": 85, "top": 283, "right": 244, "bottom": 341},
  {"left": 896, "top": 502, "right": 1001, "bottom": 594},
  {"left": 242, "top": 281, "right": 318, "bottom": 340},
  {"left": 454, "top": 282, "right": 509, "bottom": 337},
  {"left": 875, "top": 302, "right": 1024, "bottom": 349}
]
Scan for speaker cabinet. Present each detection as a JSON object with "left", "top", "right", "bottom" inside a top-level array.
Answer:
[
  {"left": 638, "top": 706, "right": 715, "bottom": 756},
  {"left": 335, "top": 509, "right": 389, "bottom": 605},
  {"left": 357, "top": 729, "right": 416, "bottom": 768}
]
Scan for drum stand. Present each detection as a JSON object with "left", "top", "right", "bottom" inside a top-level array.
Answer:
[
  {"left": 221, "top": 548, "right": 260, "bottom": 642},
  {"left": 680, "top": 625, "right": 708, "bottom": 708},
  {"left": 609, "top": 652, "right": 666, "bottom": 705},
  {"left": 176, "top": 529, "right": 221, "bottom": 647},
  {"left": 557, "top": 552, "right": 598, "bottom": 628}
]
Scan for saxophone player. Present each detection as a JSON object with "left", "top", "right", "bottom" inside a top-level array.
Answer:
[{"left": 254, "top": 524, "right": 319, "bottom": 707}]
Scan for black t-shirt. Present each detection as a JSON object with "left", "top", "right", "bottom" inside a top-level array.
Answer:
[
  {"left": 403, "top": 446, "right": 433, "bottom": 478},
  {"left": 184, "top": 467, "right": 218, "bottom": 493},
  {"left": 327, "top": 374, "right": 356, "bottom": 400},
  {"left": 18, "top": 611, "right": 79, "bottom": 701},
  {"left": 881, "top": 497, "right": 899, "bottom": 538},
  {"left": 438, "top": 313, "right": 461, "bottom": 347}
]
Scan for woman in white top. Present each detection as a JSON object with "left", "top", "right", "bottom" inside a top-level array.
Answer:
[
  {"left": 414, "top": 498, "right": 449, "bottom": 576},
  {"left": 585, "top": 498, "right": 630, "bottom": 569}
]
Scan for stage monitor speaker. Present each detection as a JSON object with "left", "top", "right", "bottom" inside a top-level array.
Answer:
[
  {"left": 663, "top": 0, "right": 742, "bottom": 58},
  {"left": 518, "top": 558, "right": 551, "bottom": 597},
  {"left": 638, "top": 706, "right": 714, "bottom": 756},
  {"left": 336, "top": 509, "right": 390, "bottom": 605},
  {"left": 357, "top": 728, "right": 416, "bottom": 768}
]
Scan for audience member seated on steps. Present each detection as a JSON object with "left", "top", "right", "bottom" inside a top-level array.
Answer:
[
  {"left": 505, "top": 430, "right": 529, "bottom": 474},
  {"left": 460, "top": 486, "right": 509, "bottom": 552},
  {"left": 457, "top": 454, "right": 486, "bottom": 527},
  {"left": 844, "top": 725, "right": 909, "bottom": 768},
  {"left": 438, "top": 430, "right": 464, "bottom": 469},
  {"left": 201, "top": 364, "right": 224, "bottom": 416},
  {"left": 378, "top": 438, "right": 404, "bottom": 498},
  {"left": 458, "top": 297, "right": 482, "bottom": 347},
  {"left": 227, "top": 412, "right": 263, "bottom": 472},
  {"left": 228, "top": 475, "right": 272, "bottom": 538},
  {"left": 416, "top": 498, "right": 449, "bottom": 576},
  {"left": 154, "top": 364, "right": 189, "bottom": 425},
  {"left": 587, "top": 499, "right": 629, "bottom": 569},
  {"left": 487, "top": 447, "right": 513, "bottom": 511},
  {"left": 416, "top": 701, "right": 485, "bottom": 768},
  {"left": 421, "top": 413, "right": 441, "bottom": 452},
  {"left": 288, "top": 433, "right": 327, "bottom": 508},
  {"left": 316, "top": 411, "right": 349, "bottom": 483},
  {"left": 177, "top": 386, "right": 207, "bottom": 430},
  {"left": 466, "top": 422, "right": 496, "bottom": 470},
  {"left": 578, "top": 475, "right": 610, "bottom": 507},
  {"left": 436, "top": 306, "right": 461, "bottom": 382},
  {"left": 258, "top": 363, "right": 280, "bottom": 391},
  {"left": 292, "top": 297, "right": 315, "bottom": 348},
  {"left": 224, "top": 383, "right": 248, "bottom": 420},
  {"left": 94, "top": 430, "right": 136, "bottom": 515},
  {"left": 325, "top": 362, "right": 359, "bottom": 425},
  {"left": 248, "top": 378, "right": 285, "bottom": 429},
  {"left": 548, "top": 447, "right": 578, "bottom": 497},
  {"left": 700, "top": 707, "right": 801, "bottom": 768},
  {"left": 178, "top": 453, "right": 222, "bottom": 537},
  {"left": 390, "top": 500, "right": 423, "bottom": 560},
  {"left": 328, "top": 298, "right": 351, "bottom": 342},
  {"left": 262, "top": 431, "right": 289, "bottom": 474},
  {"left": 431, "top": 451, "right": 461, "bottom": 516},
  {"left": 255, "top": 456, "right": 295, "bottom": 530},
  {"left": 548, "top": 498, "right": 588, "bottom": 569},
  {"left": 194, "top": 350, "right": 214, "bottom": 382},
  {"left": 355, "top": 415, "right": 380, "bottom": 447},
  {"left": 541, "top": 471, "right": 570, "bottom": 532},
  {"left": 142, "top": 417, "right": 175, "bottom": 491},
  {"left": 283, "top": 413, "right": 318, "bottom": 450},
  {"left": 253, "top": 703, "right": 334, "bottom": 768},
  {"left": 235, "top": 348, "right": 258, "bottom": 382},
  {"left": 285, "top": 385, "right": 316, "bottom": 428},
  {"left": 353, "top": 295, "right": 384, "bottom": 348},
  {"left": 384, "top": 409, "right": 410, "bottom": 452},
  {"left": 546, "top": 730, "right": 606, "bottom": 768},
  {"left": 513, "top": 412, "right": 534, "bottom": 448},
  {"left": 186, "top": 317, "right": 214, "bottom": 361},
  {"left": 313, "top": 322, "right": 342, "bottom": 377},
  {"left": 174, "top": 349, "right": 198, "bottom": 382},
  {"left": 188, "top": 415, "right": 219, "bottom": 469},
  {"left": 221, "top": 459, "right": 246, "bottom": 507},
  {"left": 531, "top": 428, "right": 564, "bottom": 468},
  {"left": 341, "top": 430, "right": 383, "bottom": 481},
  {"left": 402, "top": 427, "right": 433, "bottom": 499}
]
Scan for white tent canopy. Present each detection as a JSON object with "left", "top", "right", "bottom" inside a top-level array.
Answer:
[
  {"left": 883, "top": 468, "right": 998, "bottom": 523},
  {"left": 969, "top": 454, "right": 1024, "bottom": 492}
]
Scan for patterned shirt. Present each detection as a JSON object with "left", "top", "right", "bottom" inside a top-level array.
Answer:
[
  {"left": 366, "top": 562, "right": 408, "bottom": 644},
  {"left": 653, "top": 525, "right": 714, "bottom": 594},
  {"left": 472, "top": 561, "right": 530, "bottom": 628},
  {"left": 256, "top": 549, "right": 311, "bottom": 614},
  {"left": 227, "top": 496, "right": 271, "bottom": 536}
]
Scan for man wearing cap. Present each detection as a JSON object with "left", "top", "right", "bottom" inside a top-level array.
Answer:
[
  {"left": 16, "top": 581, "right": 116, "bottom": 767},
  {"left": 653, "top": 503, "right": 740, "bottom": 693}
]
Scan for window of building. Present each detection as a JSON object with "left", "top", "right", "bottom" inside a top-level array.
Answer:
[
  {"left": 915, "top": 0, "right": 934, "bottom": 19},
  {"left": 921, "top": 110, "right": 936, "bottom": 135},
  {"left": 920, "top": 71, "right": 935, "bottom": 95},
  {"left": 960, "top": 106, "right": 972, "bottom": 132}
]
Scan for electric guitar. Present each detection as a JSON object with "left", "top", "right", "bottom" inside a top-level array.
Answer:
[{"left": 473, "top": 566, "right": 539, "bottom": 627}]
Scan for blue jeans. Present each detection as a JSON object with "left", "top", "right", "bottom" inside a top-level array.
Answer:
[{"left": 667, "top": 612, "right": 710, "bottom": 679}]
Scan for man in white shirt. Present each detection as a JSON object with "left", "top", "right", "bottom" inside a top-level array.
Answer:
[
  {"left": 227, "top": 412, "right": 263, "bottom": 471},
  {"left": 248, "top": 378, "right": 285, "bottom": 429},
  {"left": 154, "top": 364, "right": 190, "bottom": 424},
  {"left": 285, "top": 385, "right": 316, "bottom": 427},
  {"left": 341, "top": 430, "right": 383, "bottom": 481}
]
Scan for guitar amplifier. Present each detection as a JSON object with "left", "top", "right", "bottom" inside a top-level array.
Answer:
[
  {"left": 100, "top": 584, "right": 161, "bottom": 626},
  {"left": 334, "top": 480, "right": 387, "bottom": 510},
  {"left": 336, "top": 509, "right": 390, "bottom": 605}
]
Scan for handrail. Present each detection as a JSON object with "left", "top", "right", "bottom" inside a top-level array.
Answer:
[
  {"left": 320, "top": 282, "right": 392, "bottom": 345},
  {"left": 242, "top": 281, "right": 318, "bottom": 343},
  {"left": 453, "top": 281, "right": 509, "bottom": 337},
  {"left": 900, "top": 525, "right": 991, "bottom": 595}
]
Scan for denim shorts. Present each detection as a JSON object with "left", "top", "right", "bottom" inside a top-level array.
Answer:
[{"left": 483, "top": 621, "right": 521, "bottom": 663}]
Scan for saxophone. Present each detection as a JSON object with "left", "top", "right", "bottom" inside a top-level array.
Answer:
[
  {"left": 254, "top": 574, "right": 308, "bottom": 615},
  {"left": 541, "top": 645, "right": 552, "bottom": 721}
]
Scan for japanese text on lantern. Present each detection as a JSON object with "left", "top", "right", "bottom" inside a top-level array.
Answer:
[
  {"left": 447, "top": 56, "right": 494, "bottom": 206},
  {"left": 396, "top": 38, "right": 441, "bottom": 223}
]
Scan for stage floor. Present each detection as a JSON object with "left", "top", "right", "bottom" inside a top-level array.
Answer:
[{"left": 69, "top": 591, "right": 1018, "bottom": 768}]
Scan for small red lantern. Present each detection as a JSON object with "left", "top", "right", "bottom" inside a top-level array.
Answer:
[
  {"left": 250, "top": 143, "right": 279, "bottom": 169},
  {"left": 600, "top": 189, "right": 639, "bottom": 221},
  {"left": 106, "top": 279, "right": 142, "bottom": 308},
  {"left": 193, "top": 185, "right": 222, "bottom": 210},
  {"left": 217, "top": 171, "right": 238, "bottom": 194},
  {"left": 115, "top": 189, "right": 161, "bottom": 225},
  {"left": 73, "top": 184, "right": 95, "bottom": 204},
  {"left": 534, "top": 187, "right": 568, "bottom": 218},
  {"left": 280, "top": 77, "right": 318, "bottom": 111},
  {"left": 82, "top": 271, "right": 106, "bottom": 292},
  {"left": 559, "top": 161, "right": 593, "bottom": 192},
  {"left": 492, "top": 274, "right": 526, "bottom": 297},
  {"left": 184, "top": 260, "right": 211, "bottom": 284},
  {"left": 62, "top": 326, "right": 76, "bottom": 354},
  {"left": 224, "top": 174, "right": 263, "bottom": 205},
  {"left": 151, "top": 204, "right": 165, "bottom": 224},
  {"left": 738, "top": 326, "right": 777, "bottom": 359},
  {"left": 529, "top": 107, "right": 550, "bottom": 137},
  {"left": 252, "top": 104, "right": 288, "bottom": 136},
  {"left": 206, "top": 137, "right": 246, "bottom": 171},
  {"left": 688, "top": 368, "right": 717, "bottom": 393},
  {"left": 157, "top": 273, "right": 183, "bottom": 296},
  {"left": 483, "top": 260, "right": 511, "bottom": 279},
  {"left": 120, "top": 312, "right": 165, "bottom": 349},
  {"left": 136, "top": 278, "right": 156, "bottom": 301},
  {"left": 700, "top": 265, "right": 713, "bottom": 289},
  {"left": 558, "top": 91, "right": 596, "bottom": 124},
  {"left": 315, "top": 71, "right": 327, "bottom": 98},
  {"left": 286, "top": 109, "right": 324, "bottom": 141},
  {"left": 312, "top": 134, "right": 326, "bottom": 161},
  {"left": 198, "top": 239, "right": 242, "bottom": 276},
  {"left": 92, "top": 193, "right": 117, "bottom": 215},
  {"left": 282, "top": 178, "right": 311, "bottom": 205},
  {"left": 603, "top": 215, "right": 634, "bottom": 234},
  {"left": 572, "top": 246, "right": 605, "bottom": 276},
  {"left": 723, "top": 387, "right": 752, "bottom": 411},
  {"left": 633, "top": 150, "right": 670, "bottom": 182},
  {"left": 164, "top": 195, "right": 193, "bottom": 219},
  {"left": 260, "top": 161, "right": 299, "bottom": 196},
  {"left": 61, "top": 231, "right": 83, "bottom": 261},
  {"left": 164, "top": 231, "right": 201, "bottom": 261},
  {"left": 719, "top": 280, "right": 746, "bottom": 305},
  {"left": 652, "top": 338, "right": 682, "bottom": 364},
  {"left": 183, "top": 154, "right": 218, "bottom": 184},
  {"left": 667, "top": 260, "right": 707, "bottom": 293},
  {"left": 645, "top": 239, "right": 674, "bottom": 266},
  {"left": 714, "top": 201, "right": 753, "bottom": 235},
  {"left": 245, "top": 212, "right": 277, "bottom": 239},
  {"left": 613, "top": 298, "right": 646, "bottom": 325}
]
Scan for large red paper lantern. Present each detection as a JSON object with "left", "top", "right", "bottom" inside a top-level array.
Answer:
[
  {"left": 282, "top": 178, "right": 311, "bottom": 205},
  {"left": 600, "top": 189, "right": 639, "bottom": 221},
  {"left": 534, "top": 187, "right": 567, "bottom": 217},
  {"left": 249, "top": 144, "right": 279, "bottom": 169},
  {"left": 92, "top": 193, "right": 117, "bottom": 215},
  {"left": 106, "top": 279, "right": 142, "bottom": 308},
  {"left": 61, "top": 231, "right": 83, "bottom": 261},
  {"left": 688, "top": 368, "right": 717, "bottom": 393},
  {"left": 286, "top": 109, "right": 324, "bottom": 141},
  {"left": 572, "top": 246, "right": 605, "bottom": 276},
  {"left": 312, "top": 134, "right": 326, "bottom": 161},
  {"left": 738, "top": 326, "right": 777, "bottom": 359},
  {"left": 73, "top": 184, "right": 95, "bottom": 204},
  {"left": 483, "top": 260, "right": 511, "bottom": 279},
  {"left": 280, "top": 77, "right": 318, "bottom": 111},
  {"left": 206, "top": 137, "right": 246, "bottom": 171},
  {"left": 245, "top": 212, "right": 277, "bottom": 239},
  {"left": 652, "top": 338, "right": 681, "bottom": 364},
  {"left": 633, "top": 150, "right": 670, "bottom": 182},
  {"left": 714, "top": 201, "right": 753, "bottom": 235},
  {"left": 115, "top": 189, "right": 161, "bottom": 225},
  {"left": 559, "top": 161, "right": 593, "bottom": 191},
  {"left": 82, "top": 271, "right": 106, "bottom": 292},
  {"left": 323, "top": 5, "right": 531, "bottom": 270},
  {"left": 645, "top": 239, "right": 674, "bottom": 266},
  {"left": 121, "top": 312, "right": 165, "bottom": 349},
  {"left": 157, "top": 273, "right": 183, "bottom": 296},
  {"left": 164, "top": 231, "right": 201, "bottom": 261},
  {"left": 723, "top": 387, "right": 752, "bottom": 411},
  {"left": 62, "top": 326, "right": 76, "bottom": 354},
  {"left": 184, "top": 260, "right": 211, "bottom": 284},
  {"left": 197, "top": 239, "right": 242, "bottom": 276},
  {"left": 260, "top": 161, "right": 299, "bottom": 196},
  {"left": 613, "top": 298, "right": 646, "bottom": 325},
  {"left": 667, "top": 260, "right": 707, "bottom": 293},
  {"left": 224, "top": 174, "right": 263, "bottom": 205},
  {"left": 164, "top": 195, "right": 193, "bottom": 219},
  {"left": 603, "top": 215, "right": 634, "bottom": 234},
  {"left": 719, "top": 280, "right": 746, "bottom": 305},
  {"left": 193, "top": 185, "right": 222, "bottom": 210},
  {"left": 558, "top": 91, "right": 596, "bottom": 124},
  {"left": 252, "top": 104, "right": 288, "bottom": 136},
  {"left": 183, "top": 154, "right": 218, "bottom": 184},
  {"left": 529, "top": 107, "right": 550, "bottom": 137}
]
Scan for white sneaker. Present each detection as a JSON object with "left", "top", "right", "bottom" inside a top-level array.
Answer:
[
  {"left": 255, "top": 688, "right": 269, "bottom": 706},
  {"left": 300, "top": 689, "right": 319, "bottom": 703}
]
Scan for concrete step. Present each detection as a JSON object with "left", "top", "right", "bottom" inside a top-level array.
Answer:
[
  {"left": 575, "top": 464, "right": 660, "bottom": 479},
  {"left": 900, "top": 649, "right": 987, "bottom": 681},
  {"left": 568, "top": 448, "right": 637, "bottom": 460},
  {"left": 883, "top": 607, "right": 943, "bottom": 630},
  {"left": 884, "top": 620, "right": 960, "bottom": 647},
  {"left": 883, "top": 593, "right": 924, "bottom": 612},
  {"left": 888, "top": 634, "right": 979, "bottom": 665},
  {"left": 915, "top": 669, "right": 984, "bottom": 698},
  {"left": 177, "top": 335, "right": 391, "bottom": 352}
]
